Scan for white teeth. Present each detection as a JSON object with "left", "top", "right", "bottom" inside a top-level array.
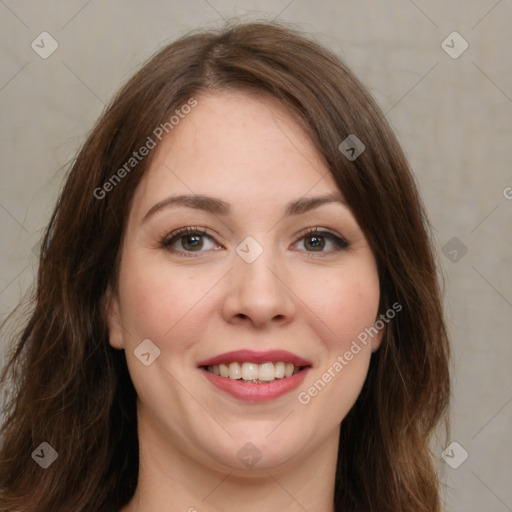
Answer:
[
  {"left": 206, "top": 361, "right": 304, "bottom": 382},
  {"left": 228, "top": 362, "right": 242, "bottom": 379},
  {"left": 219, "top": 363, "right": 229, "bottom": 377},
  {"left": 258, "top": 362, "right": 275, "bottom": 381},
  {"left": 241, "top": 362, "right": 259, "bottom": 380},
  {"left": 274, "top": 361, "right": 285, "bottom": 378}
]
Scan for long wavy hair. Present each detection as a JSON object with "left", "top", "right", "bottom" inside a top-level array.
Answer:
[{"left": 0, "top": 19, "right": 450, "bottom": 512}]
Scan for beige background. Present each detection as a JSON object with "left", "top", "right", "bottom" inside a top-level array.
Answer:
[{"left": 1, "top": 1, "right": 511, "bottom": 510}]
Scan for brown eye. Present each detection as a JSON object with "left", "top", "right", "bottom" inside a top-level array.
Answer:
[
  {"left": 180, "top": 233, "right": 205, "bottom": 251},
  {"left": 294, "top": 229, "right": 349, "bottom": 254},
  {"left": 161, "top": 227, "right": 220, "bottom": 256},
  {"left": 304, "top": 233, "right": 326, "bottom": 251}
]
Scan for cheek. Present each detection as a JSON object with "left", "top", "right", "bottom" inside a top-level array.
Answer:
[
  {"left": 294, "top": 267, "right": 379, "bottom": 419},
  {"left": 296, "top": 259, "right": 380, "bottom": 415},
  {"left": 117, "top": 250, "right": 223, "bottom": 343},
  {"left": 294, "top": 261, "right": 380, "bottom": 348}
]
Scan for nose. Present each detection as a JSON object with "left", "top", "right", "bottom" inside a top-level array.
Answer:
[{"left": 221, "top": 245, "right": 296, "bottom": 329}]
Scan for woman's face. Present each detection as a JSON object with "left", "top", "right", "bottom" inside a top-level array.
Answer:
[{"left": 107, "top": 90, "right": 382, "bottom": 475}]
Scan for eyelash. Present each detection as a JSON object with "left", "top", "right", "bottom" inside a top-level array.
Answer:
[{"left": 160, "top": 226, "right": 349, "bottom": 258}]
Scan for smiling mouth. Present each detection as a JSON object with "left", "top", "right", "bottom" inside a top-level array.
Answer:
[{"left": 202, "top": 361, "right": 307, "bottom": 383}]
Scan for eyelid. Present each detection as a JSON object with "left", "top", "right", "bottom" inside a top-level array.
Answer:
[
  {"left": 295, "top": 226, "right": 348, "bottom": 243},
  {"left": 160, "top": 226, "right": 219, "bottom": 247}
]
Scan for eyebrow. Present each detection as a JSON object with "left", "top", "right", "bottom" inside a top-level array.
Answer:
[{"left": 142, "top": 192, "right": 346, "bottom": 222}]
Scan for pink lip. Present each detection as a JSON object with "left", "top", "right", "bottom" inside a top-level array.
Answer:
[
  {"left": 196, "top": 349, "right": 312, "bottom": 367},
  {"left": 200, "top": 367, "right": 311, "bottom": 403}
]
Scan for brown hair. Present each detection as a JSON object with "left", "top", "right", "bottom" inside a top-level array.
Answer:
[{"left": 0, "top": 19, "right": 450, "bottom": 511}]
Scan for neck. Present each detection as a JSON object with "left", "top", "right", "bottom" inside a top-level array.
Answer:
[{"left": 122, "top": 417, "right": 339, "bottom": 512}]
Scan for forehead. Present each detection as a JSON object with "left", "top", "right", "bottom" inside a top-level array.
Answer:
[{"left": 131, "top": 90, "right": 342, "bottom": 216}]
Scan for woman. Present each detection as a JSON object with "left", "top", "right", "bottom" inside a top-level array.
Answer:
[{"left": 0, "top": 20, "right": 450, "bottom": 511}]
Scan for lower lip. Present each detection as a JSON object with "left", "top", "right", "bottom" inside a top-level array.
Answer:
[{"left": 200, "top": 367, "right": 310, "bottom": 402}]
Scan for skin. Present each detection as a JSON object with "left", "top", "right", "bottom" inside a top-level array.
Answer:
[{"left": 108, "top": 90, "right": 382, "bottom": 512}]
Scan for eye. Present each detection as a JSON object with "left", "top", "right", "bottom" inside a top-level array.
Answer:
[
  {"left": 292, "top": 228, "right": 349, "bottom": 255},
  {"left": 160, "top": 227, "right": 221, "bottom": 256},
  {"left": 161, "top": 226, "right": 349, "bottom": 258}
]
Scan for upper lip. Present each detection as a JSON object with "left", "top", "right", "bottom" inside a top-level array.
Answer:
[{"left": 197, "top": 349, "right": 312, "bottom": 367}]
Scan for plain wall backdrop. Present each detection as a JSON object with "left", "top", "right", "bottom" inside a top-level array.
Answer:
[{"left": 1, "top": 1, "right": 511, "bottom": 511}]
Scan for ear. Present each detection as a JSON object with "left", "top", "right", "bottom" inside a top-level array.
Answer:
[
  {"left": 104, "top": 284, "right": 125, "bottom": 350},
  {"left": 370, "top": 309, "right": 388, "bottom": 353},
  {"left": 371, "top": 326, "right": 384, "bottom": 353}
]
